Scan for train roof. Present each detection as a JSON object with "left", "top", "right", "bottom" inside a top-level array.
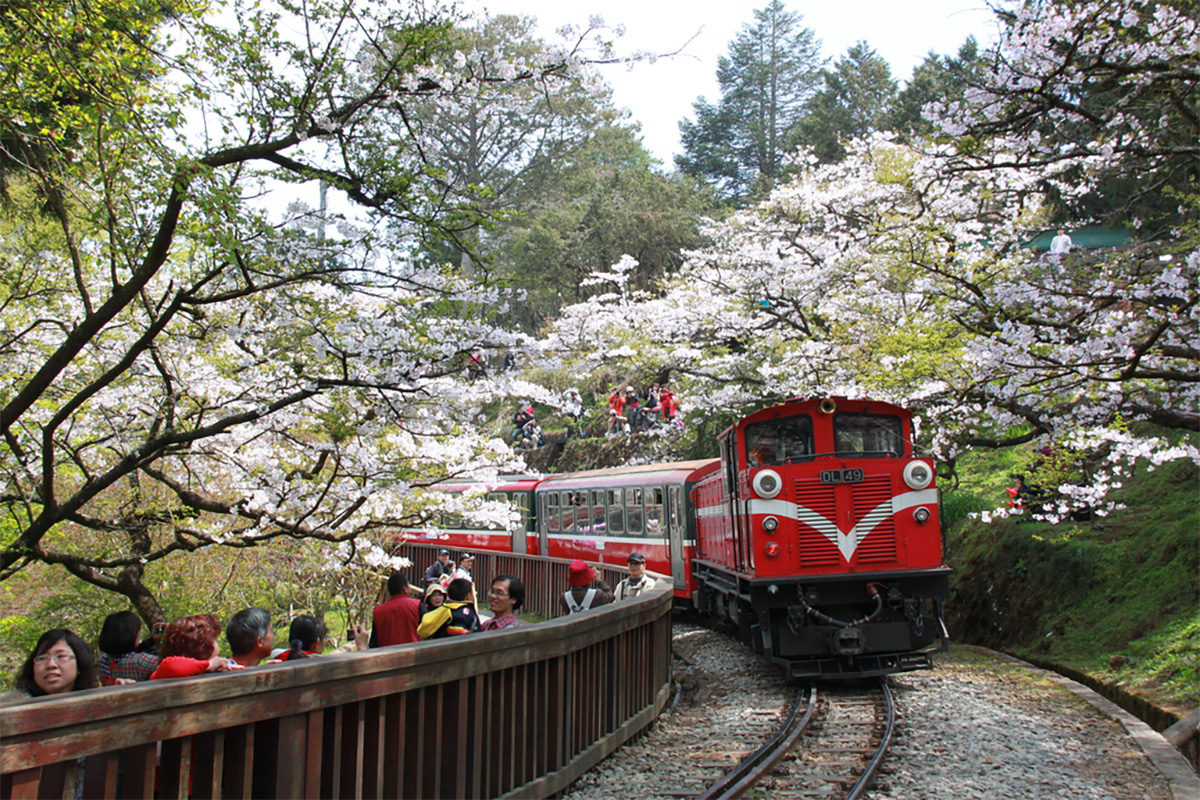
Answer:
[
  {"left": 537, "top": 459, "right": 720, "bottom": 489},
  {"left": 431, "top": 474, "right": 542, "bottom": 492}
]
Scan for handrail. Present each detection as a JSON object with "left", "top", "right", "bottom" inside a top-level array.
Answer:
[{"left": 0, "top": 553, "right": 673, "bottom": 799}]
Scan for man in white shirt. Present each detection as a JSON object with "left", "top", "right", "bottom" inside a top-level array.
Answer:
[{"left": 1049, "top": 228, "right": 1073, "bottom": 256}]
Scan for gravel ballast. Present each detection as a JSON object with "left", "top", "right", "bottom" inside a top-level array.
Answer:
[
  {"left": 562, "top": 626, "right": 1195, "bottom": 799},
  {"left": 872, "top": 645, "right": 1194, "bottom": 799}
]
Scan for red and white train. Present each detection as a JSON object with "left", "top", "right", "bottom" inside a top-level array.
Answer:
[{"left": 404, "top": 396, "right": 951, "bottom": 679}]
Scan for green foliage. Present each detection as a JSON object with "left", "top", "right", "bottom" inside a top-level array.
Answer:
[
  {"left": 494, "top": 125, "right": 718, "bottom": 332},
  {"left": 886, "top": 37, "right": 983, "bottom": 141},
  {"left": 945, "top": 439, "right": 1200, "bottom": 709}
]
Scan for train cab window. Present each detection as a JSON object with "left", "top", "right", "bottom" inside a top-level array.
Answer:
[
  {"left": 607, "top": 488, "right": 624, "bottom": 534},
  {"left": 744, "top": 414, "right": 814, "bottom": 466},
  {"left": 542, "top": 493, "right": 561, "bottom": 533},
  {"left": 833, "top": 412, "right": 904, "bottom": 457},
  {"left": 627, "top": 488, "right": 643, "bottom": 535},
  {"left": 645, "top": 487, "right": 664, "bottom": 536},
  {"left": 591, "top": 490, "right": 606, "bottom": 533}
]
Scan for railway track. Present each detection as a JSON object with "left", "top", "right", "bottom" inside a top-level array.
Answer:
[
  {"left": 697, "top": 678, "right": 895, "bottom": 800},
  {"left": 561, "top": 623, "right": 897, "bottom": 800}
]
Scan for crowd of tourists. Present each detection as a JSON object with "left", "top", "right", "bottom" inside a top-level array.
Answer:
[
  {"left": 2, "top": 550, "right": 654, "bottom": 704},
  {"left": 606, "top": 383, "right": 681, "bottom": 435}
]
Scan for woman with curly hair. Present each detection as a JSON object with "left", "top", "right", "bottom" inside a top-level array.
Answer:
[
  {"left": 1, "top": 629, "right": 96, "bottom": 703},
  {"left": 149, "top": 614, "right": 242, "bottom": 680}
]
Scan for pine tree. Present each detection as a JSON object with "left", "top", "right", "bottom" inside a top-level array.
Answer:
[
  {"left": 792, "top": 42, "right": 897, "bottom": 164},
  {"left": 675, "top": 0, "right": 822, "bottom": 203}
]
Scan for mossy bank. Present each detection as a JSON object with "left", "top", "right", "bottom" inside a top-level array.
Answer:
[{"left": 942, "top": 449, "right": 1199, "bottom": 734}]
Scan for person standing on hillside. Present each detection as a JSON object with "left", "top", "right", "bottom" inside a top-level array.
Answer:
[
  {"left": 1049, "top": 228, "right": 1073, "bottom": 257},
  {"left": 607, "top": 387, "right": 628, "bottom": 436}
]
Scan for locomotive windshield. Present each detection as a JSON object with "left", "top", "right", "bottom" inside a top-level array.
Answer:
[
  {"left": 832, "top": 412, "right": 904, "bottom": 457},
  {"left": 745, "top": 414, "right": 814, "bottom": 466}
]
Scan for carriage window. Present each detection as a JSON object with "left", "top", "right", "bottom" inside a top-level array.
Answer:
[
  {"left": 563, "top": 490, "right": 587, "bottom": 532},
  {"left": 513, "top": 492, "right": 531, "bottom": 531},
  {"left": 543, "top": 493, "right": 561, "bottom": 533},
  {"left": 591, "top": 490, "right": 606, "bottom": 533},
  {"left": 833, "top": 413, "right": 904, "bottom": 457},
  {"left": 485, "top": 492, "right": 507, "bottom": 529},
  {"left": 607, "top": 488, "right": 624, "bottom": 533},
  {"left": 627, "top": 488, "right": 643, "bottom": 535},
  {"left": 744, "top": 414, "right": 814, "bottom": 466},
  {"left": 645, "top": 487, "right": 664, "bottom": 536}
]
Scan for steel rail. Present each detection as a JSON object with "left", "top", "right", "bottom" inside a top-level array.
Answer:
[
  {"left": 696, "top": 684, "right": 819, "bottom": 800},
  {"left": 846, "top": 677, "right": 896, "bottom": 800}
]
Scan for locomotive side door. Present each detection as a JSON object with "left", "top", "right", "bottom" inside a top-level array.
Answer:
[
  {"left": 720, "top": 433, "right": 750, "bottom": 572},
  {"left": 668, "top": 484, "right": 686, "bottom": 590}
]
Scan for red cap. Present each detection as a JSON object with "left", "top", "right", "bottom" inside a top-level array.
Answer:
[{"left": 568, "top": 560, "right": 596, "bottom": 587}]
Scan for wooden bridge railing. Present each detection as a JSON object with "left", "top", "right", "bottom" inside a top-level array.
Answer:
[{"left": 0, "top": 553, "right": 674, "bottom": 799}]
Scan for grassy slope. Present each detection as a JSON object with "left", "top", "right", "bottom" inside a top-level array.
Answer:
[{"left": 942, "top": 440, "right": 1199, "bottom": 714}]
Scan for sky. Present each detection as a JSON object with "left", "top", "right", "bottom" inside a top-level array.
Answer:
[{"left": 465, "top": 0, "right": 1003, "bottom": 165}]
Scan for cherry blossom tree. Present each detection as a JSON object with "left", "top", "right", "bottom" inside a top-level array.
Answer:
[
  {"left": 0, "top": 0, "right": 616, "bottom": 621},
  {"left": 928, "top": 0, "right": 1198, "bottom": 229},
  {"left": 545, "top": 129, "right": 1197, "bottom": 520},
  {"left": 543, "top": 1, "right": 1198, "bottom": 522}
]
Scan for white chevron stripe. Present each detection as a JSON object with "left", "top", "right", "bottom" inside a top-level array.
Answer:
[{"left": 750, "top": 489, "right": 937, "bottom": 561}]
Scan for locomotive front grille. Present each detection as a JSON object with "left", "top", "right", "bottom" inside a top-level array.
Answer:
[
  {"left": 793, "top": 474, "right": 897, "bottom": 565},
  {"left": 795, "top": 477, "right": 840, "bottom": 565},
  {"left": 853, "top": 476, "right": 898, "bottom": 562}
]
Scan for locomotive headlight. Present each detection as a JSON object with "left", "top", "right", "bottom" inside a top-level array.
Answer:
[
  {"left": 762, "top": 515, "right": 779, "bottom": 532},
  {"left": 903, "top": 460, "right": 933, "bottom": 490},
  {"left": 913, "top": 507, "right": 931, "bottom": 524},
  {"left": 752, "top": 468, "right": 782, "bottom": 499}
]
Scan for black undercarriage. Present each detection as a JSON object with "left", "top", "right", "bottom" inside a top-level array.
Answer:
[{"left": 691, "top": 561, "right": 952, "bottom": 680}]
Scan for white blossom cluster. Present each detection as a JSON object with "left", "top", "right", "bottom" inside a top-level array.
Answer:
[{"left": 543, "top": 124, "right": 1197, "bottom": 520}]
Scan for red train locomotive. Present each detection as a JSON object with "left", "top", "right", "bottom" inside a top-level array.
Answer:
[
  {"left": 405, "top": 396, "right": 950, "bottom": 679},
  {"left": 691, "top": 396, "right": 950, "bottom": 678}
]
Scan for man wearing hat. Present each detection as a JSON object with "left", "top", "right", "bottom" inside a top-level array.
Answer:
[
  {"left": 614, "top": 552, "right": 656, "bottom": 601},
  {"left": 423, "top": 548, "right": 452, "bottom": 588},
  {"left": 561, "top": 560, "right": 613, "bottom": 614}
]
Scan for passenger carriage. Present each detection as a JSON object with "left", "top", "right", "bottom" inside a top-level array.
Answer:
[
  {"left": 533, "top": 461, "right": 720, "bottom": 599},
  {"left": 399, "top": 475, "right": 541, "bottom": 555}
]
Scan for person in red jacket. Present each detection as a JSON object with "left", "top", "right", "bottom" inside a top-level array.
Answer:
[
  {"left": 150, "top": 614, "right": 242, "bottom": 679},
  {"left": 370, "top": 572, "right": 422, "bottom": 647},
  {"left": 607, "top": 387, "right": 628, "bottom": 435}
]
